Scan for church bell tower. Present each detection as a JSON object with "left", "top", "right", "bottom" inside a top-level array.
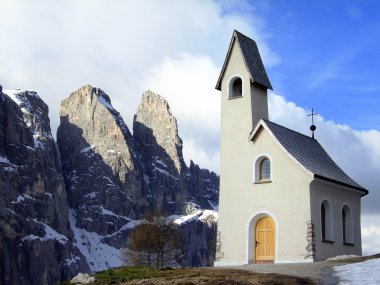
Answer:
[{"left": 215, "top": 30, "right": 273, "bottom": 265}]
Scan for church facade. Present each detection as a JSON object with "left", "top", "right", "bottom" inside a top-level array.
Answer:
[{"left": 214, "top": 30, "right": 368, "bottom": 265}]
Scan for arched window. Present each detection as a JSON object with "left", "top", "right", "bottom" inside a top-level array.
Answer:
[
  {"left": 254, "top": 155, "right": 272, "bottom": 183},
  {"left": 229, "top": 77, "right": 243, "bottom": 99},
  {"left": 260, "top": 159, "right": 270, "bottom": 180},
  {"left": 342, "top": 205, "right": 354, "bottom": 244},
  {"left": 321, "top": 200, "right": 334, "bottom": 242}
]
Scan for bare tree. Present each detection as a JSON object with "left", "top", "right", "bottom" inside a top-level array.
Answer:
[{"left": 123, "top": 211, "right": 184, "bottom": 268}]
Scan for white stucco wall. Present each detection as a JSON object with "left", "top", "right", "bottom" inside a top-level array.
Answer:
[
  {"left": 217, "top": 125, "right": 314, "bottom": 265},
  {"left": 216, "top": 40, "right": 314, "bottom": 265}
]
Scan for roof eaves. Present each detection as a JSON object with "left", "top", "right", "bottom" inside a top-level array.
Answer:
[{"left": 314, "top": 174, "right": 369, "bottom": 196}]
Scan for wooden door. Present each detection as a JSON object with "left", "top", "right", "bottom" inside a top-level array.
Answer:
[{"left": 255, "top": 217, "right": 275, "bottom": 263}]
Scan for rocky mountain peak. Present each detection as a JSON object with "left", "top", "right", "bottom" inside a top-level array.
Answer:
[
  {"left": 57, "top": 85, "right": 147, "bottom": 245},
  {"left": 2, "top": 89, "right": 53, "bottom": 149},
  {"left": 58, "top": 84, "right": 141, "bottom": 185},
  {"left": 133, "top": 90, "right": 186, "bottom": 175},
  {"left": 0, "top": 88, "right": 89, "bottom": 284}
]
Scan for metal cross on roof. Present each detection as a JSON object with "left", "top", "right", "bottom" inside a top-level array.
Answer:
[{"left": 307, "top": 108, "right": 319, "bottom": 139}]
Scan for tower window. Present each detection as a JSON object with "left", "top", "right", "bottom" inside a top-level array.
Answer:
[{"left": 229, "top": 77, "right": 243, "bottom": 99}]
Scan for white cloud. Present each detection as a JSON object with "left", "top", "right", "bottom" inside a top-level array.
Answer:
[
  {"left": 362, "top": 214, "right": 380, "bottom": 256},
  {"left": 0, "top": 0, "right": 279, "bottom": 136},
  {"left": 182, "top": 137, "right": 220, "bottom": 173}
]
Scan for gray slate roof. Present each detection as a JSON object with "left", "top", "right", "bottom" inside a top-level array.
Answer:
[
  {"left": 216, "top": 30, "right": 272, "bottom": 91},
  {"left": 263, "top": 120, "right": 368, "bottom": 194}
]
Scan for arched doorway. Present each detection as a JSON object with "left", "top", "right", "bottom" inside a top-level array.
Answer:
[{"left": 255, "top": 217, "right": 275, "bottom": 263}]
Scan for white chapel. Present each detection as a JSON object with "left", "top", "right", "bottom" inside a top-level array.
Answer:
[{"left": 214, "top": 30, "right": 368, "bottom": 265}]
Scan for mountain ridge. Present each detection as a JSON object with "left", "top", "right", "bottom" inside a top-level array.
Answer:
[{"left": 0, "top": 84, "right": 219, "bottom": 284}]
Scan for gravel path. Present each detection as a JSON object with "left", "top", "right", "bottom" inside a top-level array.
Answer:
[
  {"left": 225, "top": 256, "right": 380, "bottom": 284},
  {"left": 233, "top": 261, "right": 339, "bottom": 284}
]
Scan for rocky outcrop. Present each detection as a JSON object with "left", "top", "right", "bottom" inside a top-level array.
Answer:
[
  {"left": 57, "top": 85, "right": 148, "bottom": 229},
  {"left": 0, "top": 88, "right": 89, "bottom": 285},
  {"left": 134, "top": 90, "right": 186, "bottom": 176},
  {"left": 57, "top": 86, "right": 218, "bottom": 270},
  {"left": 133, "top": 91, "right": 219, "bottom": 213},
  {"left": 133, "top": 91, "right": 219, "bottom": 266},
  {"left": 57, "top": 85, "right": 151, "bottom": 271}
]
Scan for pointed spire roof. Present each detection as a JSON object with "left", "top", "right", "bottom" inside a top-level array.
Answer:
[{"left": 216, "top": 30, "right": 273, "bottom": 91}]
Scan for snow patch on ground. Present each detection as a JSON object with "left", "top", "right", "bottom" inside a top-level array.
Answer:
[
  {"left": 3, "top": 89, "right": 25, "bottom": 105},
  {"left": 199, "top": 210, "right": 218, "bottom": 223},
  {"left": 3, "top": 89, "right": 52, "bottom": 149},
  {"left": 334, "top": 258, "right": 380, "bottom": 284},
  {"left": 0, "top": 156, "right": 10, "bottom": 163},
  {"left": 104, "top": 220, "right": 140, "bottom": 238},
  {"left": 155, "top": 159, "right": 167, "bottom": 168},
  {"left": 44, "top": 193, "right": 53, "bottom": 200},
  {"left": 69, "top": 209, "right": 122, "bottom": 272},
  {"left": 327, "top": 255, "right": 359, "bottom": 261},
  {"left": 6, "top": 208, "right": 16, "bottom": 214},
  {"left": 169, "top": 209, "right": 218, "bottom": 225},
  {"left": 99, "top": 206, "right": 120, "bottom": 218},
  {"left": 0, "top": 156, "right": 19, "bottom": 172},
  {"left": 85, "top": 192, "right": 96, "bottom": 199},
  {"left": 22, "top": 219, "right": 68, "bottom": 244},
  {"left": 143, "top": 174, "right": 150, "bottom": 185},
  {"left": 12, "top": 194, "right": 35, "bottom": 203},
  {"left": 81, "top": 145, "right": 96, "bottom": 153},
  {"left": 64, "top": 254, "right": 81, "bottom": 267},
  {"left": 102, "top": 176, "right": 115, "bottom": 186},
  {"left": 33, "top": 138, "right": 44, "bottom": 149},
  {"left": 71, "top": 273, "right": 95, "bottom": 284},
  {"left": 152, "top": 163, "right": 178, "bottom": 180}
]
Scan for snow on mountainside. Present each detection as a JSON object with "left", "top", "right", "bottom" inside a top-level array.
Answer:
[
  {"left": 68, "top": 208, "right": 218, "bottom": 272},
  {"left": 3, "top": 89, "right": 53, "bottom": 149}
]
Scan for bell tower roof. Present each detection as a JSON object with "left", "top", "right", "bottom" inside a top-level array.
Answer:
[{"left": 215, "top": 30, "right": 272, "bottom": 91}]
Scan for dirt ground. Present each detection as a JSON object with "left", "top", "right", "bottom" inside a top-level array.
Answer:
[
  {"left": 108, "top": 254, "right": 379, "bottom": 285},
  {"left": 122, "top": 268, "right": 314, "bottom": 285}
]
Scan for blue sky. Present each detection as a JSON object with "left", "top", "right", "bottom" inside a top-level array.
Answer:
[
  {"left": 0, "top": 0, "right": 379, "bottom": 254},
  {"left": 247, "top": 0, "right": 380, "bottom": 130}
]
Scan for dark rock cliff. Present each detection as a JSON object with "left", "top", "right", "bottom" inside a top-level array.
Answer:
[{"left": 0, "top": 88, "right": 89, "bottom": 285}]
